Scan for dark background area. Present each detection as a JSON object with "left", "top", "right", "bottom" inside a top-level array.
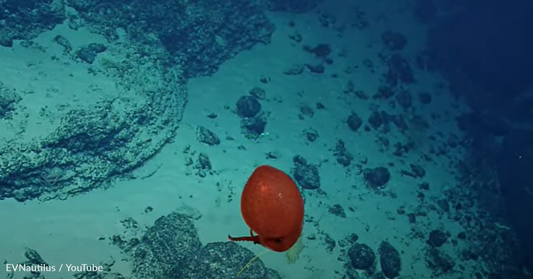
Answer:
[{"left": 424, "top": 0, "right": 533, "bottom": 273}]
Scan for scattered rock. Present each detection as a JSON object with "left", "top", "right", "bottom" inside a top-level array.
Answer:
[
  {"left": 236, "top": 95, "right": 261, "bottom": 118},
  {"left": 303, "top": 128, "right": 319, "bottom": 142},
  {"left": 196, "top": 153, "right": 212, "bottom": 171},
  {"left": 189, "top": 242, "right": 281, "bottom": 279},
  {"left": 378, "top": 241, "right": 401, "bottom": 278},
  {"left": 386, "top": 54, "right": 414, "bottom": 84},
  {"left": 344, "top": 80, "right": 355, "bottom": 94},
  {"left": 194, "top": 153, "right": 212, "bottom": 177},
  {"left": 303, "top": 43, "right": 331, "bottom": 58},
  {"left": 425, "top": 247, "right": 455, "bottom": 274},
  {"left": 436, "top": 198, "right": 450, "bottom": 213},
  {"left": 407, "top": 213, "right": 417, "bottom": 224},
  {"left": 375, "top": 85, "right": 395, "bottom": 99},
  {"left": 120, "top": 217, "right": 139, "bottom": 230},
  {"left": 0, "top": 83, "right": 21, "bottom": 119},
  {"left": 122, "top": 212, "right": 280, "bottom": 279},
  {"left": 427, "top": 229, "right": 447, "bottom": 247},
  {"left": 299, "top": 104, "right": 314, "bottom": 118},
  {"left": 249, "top": 87, "right": 266, "bottom": 100},
  {"left": 389, "top": 114, "right": 408, "bottom": 132},
  {"left": 323, "top": 234, "right": 336, "bottom": 252},
  {"left": 125, "top": 213, "right": 201, "bottom": 278},
  {"left": 24, "top": 249, "right": 47, "bottom": 265},
  {"left": 354, "top": 90, "right": 369, "bottom": 100},
  {"left": 395, "top": 90, "right": 412, "bottom": 109},
  {"left": 381, "top": 31, "right": 407, "bottom": 51},
  {"left": 292, "top": 155, "right": 321, "bottom": 190},
  {"left": 76, "top": 43, "right": 107, "bottom": 64},
  {"left": 460, "top": 247, "right": 480, "bottom": 261},
  {"left": 348, "top": 243, "right": 376, "bottom": 271},
  {"left": 241, "top": 114, "right": 267, "bottom": 139},
  {"left": 196, "top": 126, "right": 220, "bottom": 146},
  {"left": 368, "top": 111, "right": 385, "bottom": 129},
  {"left": 363, "top": 167, "right": 391, "bottom": 188},
  {"left": 347, "top": 113, "right": 363, "bottom": 132},
  {"left": 334, "top": 139, "right": 353, "bottom": 167},
  {"left": 419, "top": 182, "right": 430, "bottom": 190},
  {"left": 400, "top": 164, "right": 426, "bottom": 178},
  {"left": 410, "top": 164, "right": 426, "bottom": 178},
  {"left": 328, "top": 204, "right": 346, "bottom": 218},
  {"left": 283, "top": 64, "right": 305, "bottom": 75},
  {"left": 289, "top": 31, "right": 302, "bottom": 42},
  {"left": 265, "top": 151, "right": 281, "bottom": 159},
  {"left": 53, "top": 35, "right": 72, "bottom": 53},
  {"left": 306, "top": 63, "right": 325, "bottom": 74},
  {"left": 259, "top": 76, "right": 270, "bottom": 84}
]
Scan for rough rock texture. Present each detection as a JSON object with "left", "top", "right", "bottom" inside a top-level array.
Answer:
[
  {"left": 264, "top": 0, "right": 323, "bottom": 13},
  {"left": 0, "top": 0, "right": 66, "bottom": 46},
  {"left": 427, "top": 229, "right": 447, "bottom": 248},
  {"left": 425, "top": 247, "right": 455, "bottom": 275},
  {"left": 130, "top": 213, "right": 203, "bottom": 279},
  {"left": 378, "top": 241, "right": 401, "bottom": 278},
  {"left": 125, "top": 213, "right": 282, "bottom": 279},
  {"left": 292, "top": 155, "right": 321, "bottom": 190},
  {"left": 67, "top": 0, "right": 275, "bottom": 78},
  {"left": 348, "top": 243, "right": 376, "bottom": 271},
  {"left": 363, "top": 167, "right": 391, "bottom": 188},
  {"left": 0, "top": 0, "right": 277, "bottom": 201},
  {"left": 0, "top": 83, "right": 21, "bottom": 119},
  {"left": 0, "top": 49, "right": 187, "bottom": 201}
]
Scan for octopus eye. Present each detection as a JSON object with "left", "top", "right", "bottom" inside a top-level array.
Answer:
[{"left": 274, "top": 238, "right": 282, "bottom": 244}]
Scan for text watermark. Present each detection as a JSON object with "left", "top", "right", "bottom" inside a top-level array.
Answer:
[{"left": 6, "top": 264, "right": 104, "bottom": 273}]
